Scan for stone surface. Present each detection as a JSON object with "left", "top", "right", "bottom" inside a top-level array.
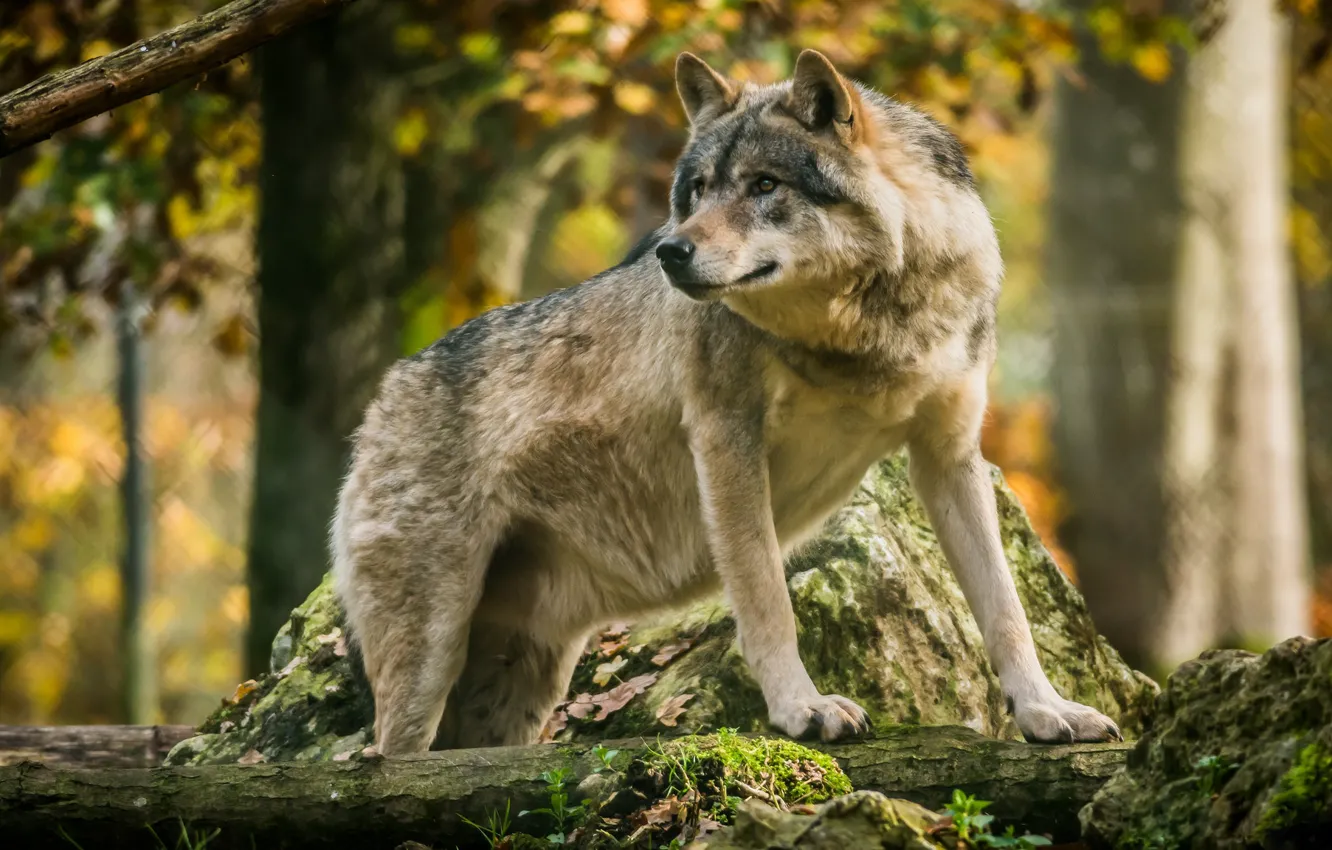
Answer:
[
  {"left": 168, "top": 454, "right": 1156, "bottom": 767},
  {"left": 692, "top": 792, "right": 948, "bottom": 850},
  {"left": 1081, "top": 636, "right": 1332, "bottom": 849}
]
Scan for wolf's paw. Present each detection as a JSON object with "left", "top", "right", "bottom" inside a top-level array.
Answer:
[
  {"left": 770, "top": 693, "right": 871, "bottom": 742},
  {"left": 1012, "top": 695, "right": 1122, "bottom": 744}
]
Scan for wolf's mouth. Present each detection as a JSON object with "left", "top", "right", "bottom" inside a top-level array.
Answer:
[{"left": 735, "top": 262, "right": 779, "bottom": 284}]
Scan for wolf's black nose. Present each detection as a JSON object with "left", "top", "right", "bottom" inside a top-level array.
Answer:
[{"left": 656, "top": 235, "right": 696, "bottom": 271}]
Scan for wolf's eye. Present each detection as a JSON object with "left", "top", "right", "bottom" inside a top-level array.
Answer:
[{"left": 754, "top": 177, "right": 778, "bottom": 195}]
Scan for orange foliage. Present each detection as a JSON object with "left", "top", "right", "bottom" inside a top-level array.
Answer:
[{"left": 981, "top": 398, "right": 1077, "bottom": 581}]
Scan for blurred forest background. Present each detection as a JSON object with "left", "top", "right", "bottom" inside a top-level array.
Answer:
[{"left": 0, "top": 0, "right": 1330, "bottom": 726}]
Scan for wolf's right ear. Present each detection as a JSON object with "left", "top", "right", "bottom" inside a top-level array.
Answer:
[
  {"left": 676, "top": 53, "right": 737, "bottom": 128},
  {"left": 788, "top": 49, "right": 866, "bottom": 145}
]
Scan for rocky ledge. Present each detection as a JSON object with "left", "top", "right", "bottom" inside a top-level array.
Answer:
[{"left": 1081, "top": 636, "right": 1332, "bottom": 848}]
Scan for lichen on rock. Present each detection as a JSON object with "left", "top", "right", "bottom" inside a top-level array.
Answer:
[
  {"left": 1080, "top": 636, "right": 1332, "bottom": 849},
  {"left": 168, "top": 455, "right": 1155, "bottom": 767}
]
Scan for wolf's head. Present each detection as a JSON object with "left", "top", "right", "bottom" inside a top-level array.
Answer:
[{"left": 656, "top": 50, "right": 993, "bottom": 315}]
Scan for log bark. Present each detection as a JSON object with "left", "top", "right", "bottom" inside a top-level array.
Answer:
[
  {"left": 0, "top": 725, "right": 195, "bottom": 769},
  {"left": 0, "top": 0, "right": 359, "bottom": 158},
  {"left": 0, "top": 727, "right": 1127, "bottom": 848}
]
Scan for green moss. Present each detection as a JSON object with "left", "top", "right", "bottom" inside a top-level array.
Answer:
[
  {"left": 1255, "top": 741, "right": 1332, "bottom": 839},
  {"left": 636, "top": 729, "right": 852, "bottom": 824}
]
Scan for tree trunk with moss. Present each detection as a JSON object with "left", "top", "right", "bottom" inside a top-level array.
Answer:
[{"left": 3, "top": 728, "right": 1128, "bottom": 849}]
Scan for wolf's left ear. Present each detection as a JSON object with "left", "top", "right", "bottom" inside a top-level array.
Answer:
[
  {"left": 788, "top": 50, "right": 865, "bottom": 145},
  {"left": 676, "top": 53, "right": 738, "bottom": 128}
]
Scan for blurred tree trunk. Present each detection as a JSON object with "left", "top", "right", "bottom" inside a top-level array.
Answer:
[
  {"left": 1220, "top": 0, "right": 1308, "bottom": 648},
  {"left": 1048, "top": 0, "right": 1309, "bottom": 674},
  {"left": 246, "top": 5, "right": 410, "bottom": 675},
  {"left": 1046, "top": 2, "right": 1186, "bottom": 672},
  {"left": 116, "top": 282, "right": 156, "bottom": 723},
  {"left": 1292, "top": 8, "right": 1332, "bottom": 633}
]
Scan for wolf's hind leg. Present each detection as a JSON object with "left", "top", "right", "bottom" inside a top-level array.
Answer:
[
  {"left": 341, "top": 521, "right": 495, "bottom": 756},
  {"left": 364, "top": 607, "right": 474, "bottom": 755},
  {"left": 438, "top": 622, "right": 585, "bottom": 749}
]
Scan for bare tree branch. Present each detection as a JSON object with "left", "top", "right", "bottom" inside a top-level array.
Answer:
[{"left": 0, "top": 0, "right": 359, "bottom": 158}]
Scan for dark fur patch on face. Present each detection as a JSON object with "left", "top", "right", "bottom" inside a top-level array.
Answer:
[
  {"left": 671, "top": 105, "right": 851, "bottom": 220},
  {"left": 791, "top": 150, "right": 846, "bottom": 206}
]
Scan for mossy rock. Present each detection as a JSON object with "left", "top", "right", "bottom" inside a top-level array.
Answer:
[
  {"left": 164, "top": 575, "right": 374, "bottom": 766},
  {"left": 1080, "top": 636, "right": 1332, "bottom": 849},
  {"left": 690, "top": 791, "right": 948, "bottom": 850},
  {"left": 168, "top": 454, "right": 1156, "bottom": 767}
]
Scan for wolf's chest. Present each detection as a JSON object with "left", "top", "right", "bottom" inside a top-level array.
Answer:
[{"left": 762, "top": 367, "right": 929, "bottom": 545}]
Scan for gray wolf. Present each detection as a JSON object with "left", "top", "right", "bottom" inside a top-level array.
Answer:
[{"left": 332, "top": 49, "right": 1123, "bottom": 754}]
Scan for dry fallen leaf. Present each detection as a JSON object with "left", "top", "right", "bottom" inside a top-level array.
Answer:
[
  {"left": 651, "top": 640, "right": 693, "bottom": 666},
  {"left": 539, "top": 709, "right": 569, "bottom": 743},
  {"left": 229, "top": 679, "right": 259, "bottom": 704},
  {"left": 566, "top": 693, "right": 598, "bottom": 720},
  {"left": 655, "top": 693, "right": 695, "bottom": 727},
  {"left": 277, "top": 656, "right": 305, "bottom": 677},
  {"left": 316, "top": 627, "right": 343, "bottom": 645},
  {"left": 562, "top": 673, "right": 660, "bottom": 722},
  {"left": 636, "top": 795, "right": 684, "bottom": 826},
  {"left": 696, "top": 817, "right": 724, "bottom": 837},
  {"left": 594, "top": 657, "right": 629, "bottom": 686},
  {"left": 237, "top": 749, "right": 266, "bottom": 765},
  {"left": 597, "top": 673, "right": 658, "bottom": 719},
  {"left": 599, "top": 636, "right": 629, "bottom": 656},
  {"left": 598, "top": 682, "right": 640, "bottom": 716}
]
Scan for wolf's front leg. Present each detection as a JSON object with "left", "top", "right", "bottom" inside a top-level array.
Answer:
[
  {"left": 691, "top": 416, "right": 870, "bottom": 742},
  {"left": 908, "top": 439, "right": 1122, "bottom": 743}
]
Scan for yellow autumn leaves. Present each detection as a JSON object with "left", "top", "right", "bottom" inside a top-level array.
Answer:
[
  {"left": 0, "top": 394, "right": 252, "bottom": 723},
  {"left": 1086, "top": 3, "right": 1191, "bottom": 84}
]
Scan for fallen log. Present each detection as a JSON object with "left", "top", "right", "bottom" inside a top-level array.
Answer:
[
  {"left": 0, "top": 724, "right": 194, "bottom": 768},
  {"left": 0, "top": 726, "right": 1129, "bottom": 849},
  {"left": 0, "top": 0, "right": 359, "bottom": 158}
]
